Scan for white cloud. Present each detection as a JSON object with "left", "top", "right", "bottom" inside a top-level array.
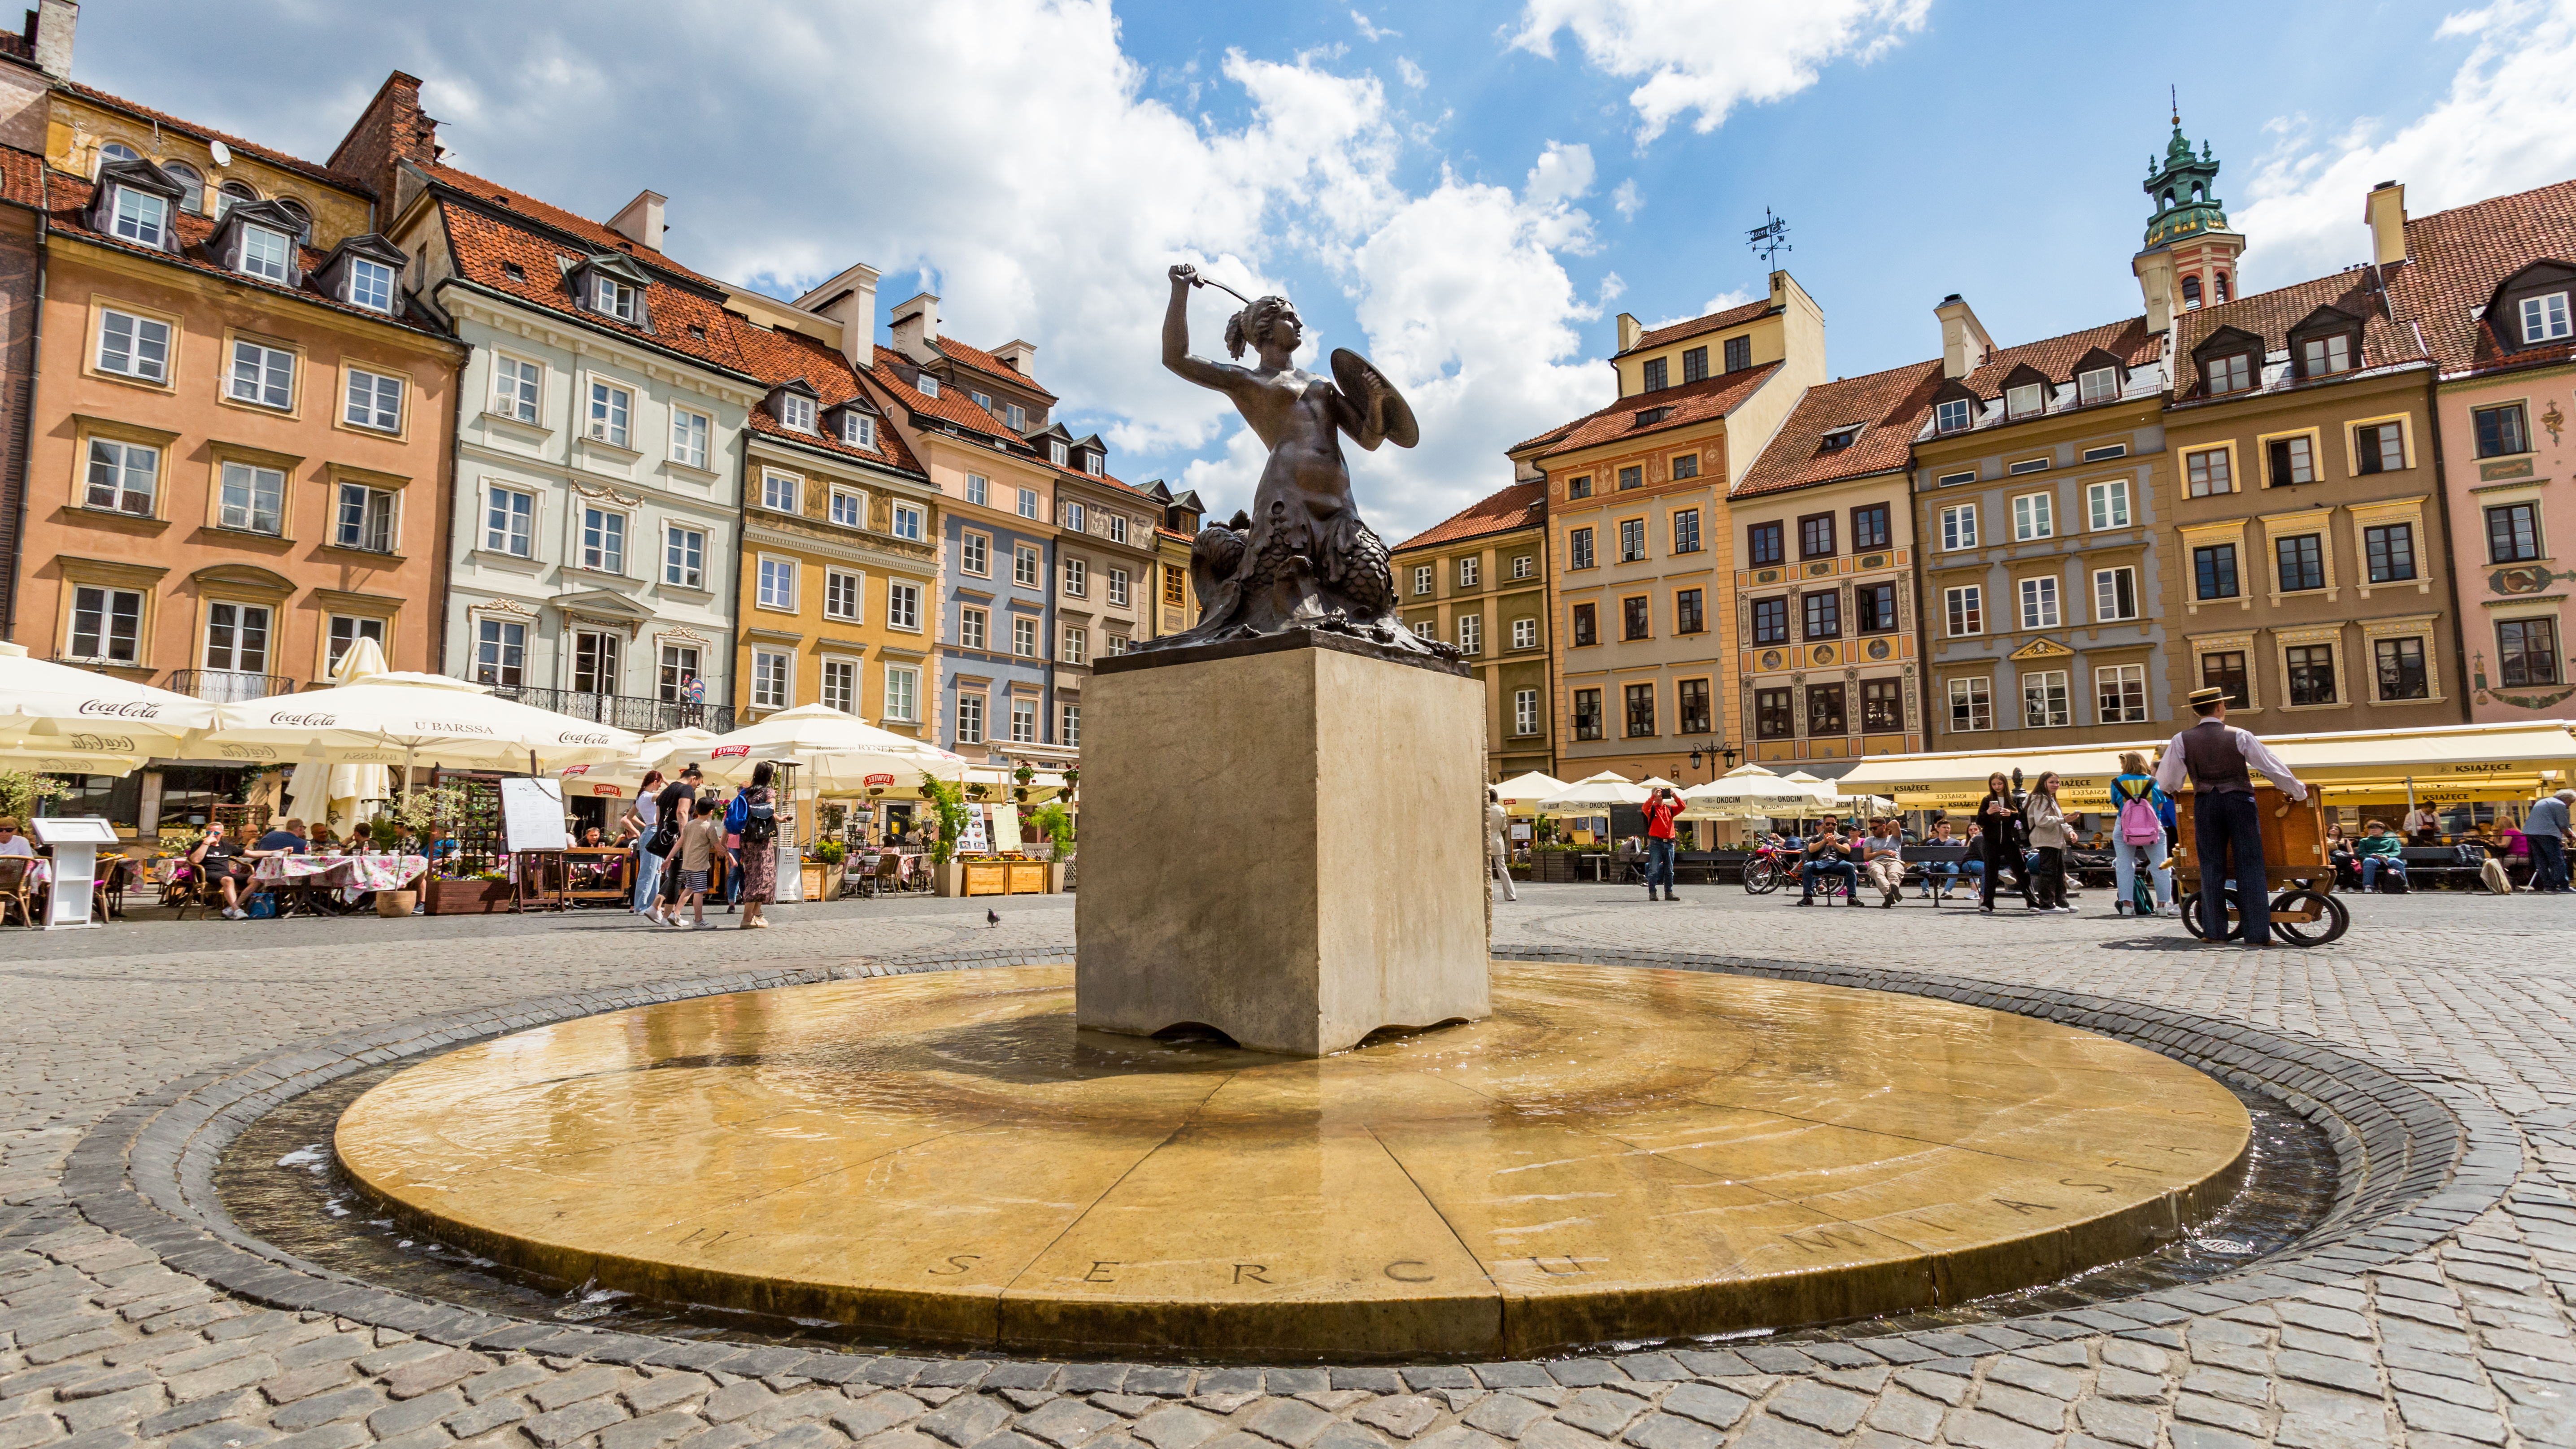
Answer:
[
  {"left": 1397, "top": 57, "right": 1428, "bottom": 89},
  {"left": 1508, "top": 0, "right": 1931, "bottom": 142},
  {"left": 1350, "top": 9, "right": 1400, "bottom": 42},
  {"left": 1611, "top": 178, "right": 1643, "bottom": 220},
  {"left": 2233, "top": 0, "right": 2576, "bottom": 287}
]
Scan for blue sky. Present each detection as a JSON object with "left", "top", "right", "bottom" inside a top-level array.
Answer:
[{"left": 67, "top": 0, "right": 2576, "bottom": 539}]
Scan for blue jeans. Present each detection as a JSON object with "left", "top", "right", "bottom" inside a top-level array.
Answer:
[
  {"left": 2360, "top": 856, "right": 2407, "bottom": 891},
  {"left": 2196, "top": 791, "right": 2270, "bottom": 942},
  {"left": 2531, "top": 834, "right": 2568, "bottom": 892},
  {"left": 2113, "top": 838, "right": 2171, "bottom": 909},
  {"left": 632, "top": 848, "right": 664, "bottom": 912},
  {"left": 1800, "top": 860, "right": 1857, "bottom": 901},
  {"left": 1645, "top": 838, "right": 1675, "bottom": 895},
  {"left": 1919, "top": 860, "right": 1980, "bottom": 896}
]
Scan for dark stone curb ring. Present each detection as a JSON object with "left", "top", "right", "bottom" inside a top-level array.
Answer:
[{"left": 47, "top": 947, "right": 2519, "bottom": 1388}]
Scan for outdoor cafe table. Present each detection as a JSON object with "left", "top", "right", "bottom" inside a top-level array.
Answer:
[{"left": 249, "top": 854, "right": 428, "bottom": 915}]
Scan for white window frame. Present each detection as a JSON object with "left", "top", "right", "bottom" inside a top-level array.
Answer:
[
  {"left": 1060, "top": 624, "right": 1087, "bottom": 665},
  {"left": 2006, "top": 381, "right": 2046, "bottom": 419},
  {"left": 966, "top": 474, "right": 989, "bottom": 506},
  {"left": 670, "top": 406, "right": 710, "bottom": 469},
  {"left": 346, "top": 257, "right": 396, "bottom": 313},
  {"left": 886, "top": 580, "right": 921, "bottom": 631},
  {"left": 344, "top": 366, "right": 404, "bottom": 432},
  {"left": 2096, "top": 663, "right": 2149, "bottom": 724},
  {"left": 883, "top": 665, "right": 919, "bottom": 724},
  {"left": 1512, "top": 617, "right": 1538, "bottom": 650},
  {"left": 1458, "top": 615, "right": 1482, "bottom": 654},
  {"left": 2019, "top": 575, "right": 2061, "bottom": 630},
  {"left": 751, "top": 649, "right": 792, "bottom": 710},
  {"left": 227, "top": 339, "right": 295, "bottom": 410},
  {"left": 756, "top": 555, "right": 797, "bottom": 612},
  {"left": 1014, "top": 545, "right": 1040, "bottom": 587},
  {"left": 2011, "top": 491, "right": 2053, "bottom": 540},
  {"left": 1017, "top": 488, "right": 1040, "bottom": 520},
  {"left": 761, "top": 471, "right": 800, "bottom": 513},
  {"left": 486, "top": 486, "right": 535, "bottom": 557},
  {"left": 580, "top": 505, "right": 627, "bottom": 574},
  {"left": 2086, "top": 478, "right": 2130, "bottom": 531},
  {"left": 1013, "top": 616, "right": 1038, "bottom": 658},
  {"left": 955, "top": 692, "right": 984, "bottom": 745},
  {"left": 1935, "top": 397, "right": 1972, "bottom": 433},
  {"left": 1109, "top": 514, "right": 1128, "bottom": 544},
  {"left": 587, "top": 379, "right": 632, "bottom": 448},
  {"left": 892, "top": 503, "right": 924, "bottom": 541},
  {"left": 663, "top": 524, "right": 704, "bottom": 587},
  {"left": 1049, "top": 439, "right": 1069, "bottom": 467},
  {"left": 1459, "top": 557, "right": 1482, "bottom": 587},
  {"left": 2521, "top": 291, "right": 2572, "bottom": 344},
  {"left": 1063, "top": 557, "right": 1088, "bottom": 597},
  {"left": 1108, "top": 567, "right": 1130, "bottom": 607},
  {"left": 1947, "top": 676, "right": 1992, "bottom": 732},
  {"left": 1944, "top": 584, "right": 1983, "bottom": 638},
  {"left": 1512, "top": 554, "right": 1534, "bottom": 579},
  {"left": 325, "top": 614, "right": 386, "bottom": 673},
  {"left": 780, "top": 393, "right": 817, "bottom": 432},
  {"left": 83, "top": 438, "right": 158, "bottom": 516},
  {"left": 2093, "top": 566, "right": 2139, "bottom": 622},
  {"left": 1939, "top": 503, "right": 1977, "bottom": 551},
  {"left": 1414, "top": 564, "right": 1433, "bottom": 596},
  {"left": 1513, "top": 688, "right": 1539, "bottom": 737},
  {"left": 333, "top": 481, "right": 397, "bottom": 553},
  {"left": 217, "top": 460, "right": 285, "bottom": 536},
  {"left": 1064, "top": 500, "right": 1088, "bottom": 534},
  {"left": 961, "top": 532, "right": 991, "bottom": 577},
  {"left": 842, "top": 412, "right": 877, "bottom": 449},
  {"left": 820, "top": 657, "right": 858, "bottom": 715},
  {"left": 824, "top": 567, "right": 862, "bottom": 622},
  {"left": 830, "top": 487, "right": 866, "bottom": 529},
  {"left": 1009, "top": 696, "right": 1038, "bottom": 745},
  {"left": 238, "top": 225, "right": 292, "bottom": 283},
  {"left": 95, "top": 308, "right": 170, "bottom": 382},
  {"left": 65, "top": 585, "right": 143, "bottom": 664},
  {"left": 1061, "top": 702, "right": 1083, "bottom": 748},
  {"left": 2076, "top": 367, "right": 2118, "bottom": 405},
  {"left": 2022, "top": 669, "right": 2071, "bottom": 729},
  {"left": 592, "top": 275, "right": 639, "bottom": 322},
  {"left": 960, "top": 606, "right": 988, "bottom": 651},
  {"left": 109, "top": 186, "right": 169, "bottom": 248},
  {"left": 492, "top": 354, "right": 541, "bottom": 424}
]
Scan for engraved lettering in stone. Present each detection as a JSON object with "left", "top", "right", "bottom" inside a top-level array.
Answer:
[
  {"left": 2058, "top": 1179, "right": 2116, "bottom": 1193},
  {"left": 928, "top": 1255, "right": 981, "bottom": 1275},
  {"left": 677, "top": 1227, "right": 733, "bottom": 1250},
  {"left": 1084, "top": 1261, "right": 1118, "bottom": 1282},
  {"left": 1384, "top": 1261, "right": 1435, "bottom": 1283},
  {"left": 1232, "top": 1264, "right": 1271, "bottom": 1284},
  {"left": 1529, "top": 1255, "right": 1589, "bottom": 1276},
  {"left": 1992, "top": 1198, "right": 2058, "bottom": 1214},
  {"left": 1781, "top": 1225, "right": 1871, "bottom": 1254}
]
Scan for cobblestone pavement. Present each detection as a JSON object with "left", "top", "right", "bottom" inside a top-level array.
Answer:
[{"left": 5, "top": 884, "right": 2574, "bottom": 1449}]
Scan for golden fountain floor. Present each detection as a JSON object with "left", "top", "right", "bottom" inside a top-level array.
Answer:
[{"left": 335, "top": 963, "right": 2251, "bottom": 1362}]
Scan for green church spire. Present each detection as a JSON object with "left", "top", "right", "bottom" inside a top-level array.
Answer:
[{"left": 2144, "top": 92, "right": 2228, "bottom": 249}]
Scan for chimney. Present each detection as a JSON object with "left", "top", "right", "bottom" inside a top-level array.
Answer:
[
  {"left": 888, "top": 292, "right": 941, "bottom": 365},
  {"left": 607, "top": 189, "right": 666, "bottom": 252},
  {"left": 2366, "top": 180, "right": 2407, "bottom": 268},
  {"left": 1935, "top": 293, "right": 1994, "bottom": 379},
  {"left": 327, "top": 71, "right": 442, "bottom": 217},
  {"left": 31, "top": 0, "right": 74, "bottom": 80},
  {"left": 1615, "top": 312, "right": 1643, "bottom": 353},
  {"left": 992, "top": 339, "right": 1038, "bottom": 376},
  {"left": 794, "top": 261, "right": 882, "bottom": 371}
]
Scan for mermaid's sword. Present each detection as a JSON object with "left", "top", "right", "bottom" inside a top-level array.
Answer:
[{"left": 1186, "top": 273, "right": 1256, "bottom": 306}]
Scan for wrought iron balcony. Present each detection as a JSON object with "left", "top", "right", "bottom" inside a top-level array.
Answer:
[
  {"left": 473, "top": 681, "right": 735, "bottom": 736},
  {"left": 165, "top": 669, "right": 300, "bottom": 702}
]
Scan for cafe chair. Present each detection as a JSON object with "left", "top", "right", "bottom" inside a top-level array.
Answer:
[{"left": 0, "top": 857, "right": 32, "bottom": 927}]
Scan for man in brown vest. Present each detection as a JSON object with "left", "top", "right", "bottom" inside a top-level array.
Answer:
[{"left": 2154, "top": 685, "right": 2310, "bottom": 946}]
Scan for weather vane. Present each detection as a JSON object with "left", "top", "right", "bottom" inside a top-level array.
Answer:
[{"left": 1747, "top": 208, "right": 1791, "bottom": 267}]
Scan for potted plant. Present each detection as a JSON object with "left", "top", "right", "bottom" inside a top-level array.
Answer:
[
  {"left": 1029, "top": 801, "right": 1076, "bottom": 892},
  {"left": 921, "top": 773, "right": 970, "bottom": 896},
  {"left": 810, "top": 838, "right": 847, "bottom": 901}
]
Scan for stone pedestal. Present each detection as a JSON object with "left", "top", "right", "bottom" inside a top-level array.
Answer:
[{"left": 1076, "top": 631, "right": 1490, "bottom": 1056}]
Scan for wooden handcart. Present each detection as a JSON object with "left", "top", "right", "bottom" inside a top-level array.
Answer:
[{"left": 2170, "top": 787, "right": 2349, "bottom": 947}]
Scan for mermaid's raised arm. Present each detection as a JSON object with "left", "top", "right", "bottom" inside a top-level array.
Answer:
[{"left": 1164, "top": 265, "right": 1247, "bottom": 392}]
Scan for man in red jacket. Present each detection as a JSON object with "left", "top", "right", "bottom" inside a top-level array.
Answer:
[{"left": 1642, "top": 786, "right": 1683, "bottom": 901}]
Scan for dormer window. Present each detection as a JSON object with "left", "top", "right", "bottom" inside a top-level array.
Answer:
[
  {"left": 239, "top": 226, "right": 292, "bottom": 283},
  {"left": 1084, "top": 452, "right": 1103, "bottom": 476},
  {"left": 2077, "top": 366, "right": 2119, "bottom": 405},
  {"left": 1049, "top": 439, "right": 1069, "bottom": 467},
  {"left": 1935, "top": 397, "right": 1973, "bottom": 433},
  {"left": 2206, "top": 352, "right": 2253, "bottom": 393},
  {"left": 2005, "top": 382, "right": 2046, "bottom": 419},
  {"left": 972, "top": 391, "right": 992, "bottom": 410},
  {"left": 1819, "top": 425, "right": 1860, "bottom": 452},
  {"left": 1635, "top": 405, "right": 1674, "bottom": 426},
  {"left": 2299, "top": 334, "right": 2353, "bottom": 377},
  {"left": 841, "top": 413, "right": 875, "bottom": 449},
  {"left": 592, "top": 276, "right": 638, "bottom": 322},
  {"left": 918, "top": 373, "right": 940, "bottom": 398},
  {"left": 2521, "top": 292, "right": 2571, "bottom": 344},
  {"left": 346, "top": 257, "right": 395, "bottom": 312},
  {"left": 781, "top": 394, "right": 815, "bottom": 432},
  {"left": 110, "top": 187, "right": 169, "bottom": 248}
]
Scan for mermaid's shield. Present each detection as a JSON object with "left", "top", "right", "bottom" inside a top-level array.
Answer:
[{"left": 1331, "top": 348, "right": 1420, "bottom": 451}]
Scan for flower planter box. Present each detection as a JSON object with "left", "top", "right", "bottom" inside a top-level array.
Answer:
[{"left": 426, "top": 878, "right": 513, "bottom": 915}]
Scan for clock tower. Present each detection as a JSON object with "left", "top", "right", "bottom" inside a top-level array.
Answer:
[{"left": 2133, "top": 102, "right": 2245, "bottom": 335}]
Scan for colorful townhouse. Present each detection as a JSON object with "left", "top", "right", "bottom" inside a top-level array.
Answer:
[
  {"left": 1514, "top": 272, "right": 1827, "bottom": 785},
  {"left": 2382, "top": 178, "right": 2576, "bottom": 717},
  {"left": 339, "top": 75, "right": 756, "bottom": 733},
  {"left": 3, "top": 25, "right": 465, "bottom": 836},
  {"left": 1139, "top": 480, "right": 1206, "bottom": 641},
  {"left": 721, "top": 265, "right": 942, "bottom": 731},
  {"left": 1392, "top": 482, "right": 1553, "bottom": 781}
]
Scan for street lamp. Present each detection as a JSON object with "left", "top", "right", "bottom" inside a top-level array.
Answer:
[{"left": 1685, "top": 739, "right": 1738, "bottom": 781}]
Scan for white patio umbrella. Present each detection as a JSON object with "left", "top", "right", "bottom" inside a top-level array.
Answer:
[
  {"left": 204, "top": 670, "right": 641, "bottom": 808},
  {"left": 559, "top": 727, "right": 724, "bottom": 797},
  {"left": 283, "top": 640, "right": 396, "bottom": 836},
  {"left": 1536, "top": 771, "right": 1647, "bottom": 816},
  {"left": 1680, "top": 764, "right": 1797, "bottom": 819},
  {"left": 0, "top": 640, "right": 215, "bottom": 760},
  {"left": 1491, "top": 770, "right": 1565, "bottom": 817},
  {"left": 699, "top": 704, "right": 970, "bottom": 792}
]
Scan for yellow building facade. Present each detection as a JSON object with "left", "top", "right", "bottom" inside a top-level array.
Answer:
[{"left": 1392, "top": 483, "right": 1553, "bottom": 781}]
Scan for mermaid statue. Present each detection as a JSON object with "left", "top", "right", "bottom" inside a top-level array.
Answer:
[{"left": 1136, "top": 264, "right": 1458, "bottom": 660}]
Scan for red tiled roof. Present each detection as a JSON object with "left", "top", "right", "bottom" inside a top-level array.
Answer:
[
  {"left": 47, "top": 173, "right": 449, "bottom": 338},
  {"left": 1733, "top": 361, "right": 1945, "bottom": 500},
  {"left": 1506, "top": 417, "right": 1581, "bottom": 456},
  {"left": 2384, "top": 176, "right": 2576, "bottom": 375},
  {"left": 1621, "top": 296, "right": 1774, "bottom": 357},
  {"left": 438, "top": 197, "right": 752, "bottom": 377},
  {"left": 63, "top": 81, "right": 368, "bottom": 194},
  {"left": 1392, "top": 481, "right": 1545, "bottom": 553},
  {"left": 1953, "top": 314, "right": 2161, "bottom": 397},
  {"left": 418, "top": 162, "right": 729, "bottom": 292},
  {"left": 2170, "top": 267, "right": 2424, "bottom": 403},
  {"left": 866, "top": 344, "right": 1023, "bottom": 442},
  {"left": 727, "top": 321, "right": 924, "bottom": 477},
  {"left": 934, "top": 338, "right": 1057, "bottom": 404},
  {"left": 0, "top": 144, "right": 46, "bottom": 211},
  {"left": 1529, "top": 361, "right": 1781, "bottom": 462}
]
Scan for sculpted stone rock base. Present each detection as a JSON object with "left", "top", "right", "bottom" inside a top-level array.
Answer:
[{"left": 1078, "top": 631, "right": 1491, "bottom": 1056}]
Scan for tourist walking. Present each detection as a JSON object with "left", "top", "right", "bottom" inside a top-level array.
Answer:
[
  {"left": 625, "top": 769, "right": 666, "bottom": 914},
  {"left": 2154, "top": 686, "right": 2309, "bottom": 947},
  {"left": 2024, "top": 773, "right": 2074, "bottom": 913},
  {"left": 2525, "top": 789, "right": 2573, "bottom": 893},
  {"left": 1793, "top": 820, "right": 1861, "bottom": 906},
  {"left": 1972, "top": 773, "right": 2026, "bottom": 914},
  {"left": 1486, "top": 789, "right": 1517, "bottom": 903},
  {"left": 1641, "top": 786, "right": 1681, "bottom": 901},
  {"left": 1861, "top": 816, "right": 1906, "bottom": 906},
  {"left": 2110, "top": 753, "right": 2176, "bottom": 917},
  {"left": 731, "top": 761, "right": 784, "bottom": 929},
  {"left": 646, "top": 764, "right": 700, "bottom": 926}
]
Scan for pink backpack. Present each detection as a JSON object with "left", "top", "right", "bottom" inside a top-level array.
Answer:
[{"left": 2117, "top": 783, "right": 2163, "bottom": 845}]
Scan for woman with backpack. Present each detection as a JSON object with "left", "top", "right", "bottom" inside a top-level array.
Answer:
[
  {"left": 727, "top": 760, "right": 786, "bottom": 928},
  {"left": 2110, "top": 752, "right": 2176, "bottom": 918}
]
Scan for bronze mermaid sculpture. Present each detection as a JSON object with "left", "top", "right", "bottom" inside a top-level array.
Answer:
[{"left": 1136, "top": 264, "right": 1458, "bottom": 660}]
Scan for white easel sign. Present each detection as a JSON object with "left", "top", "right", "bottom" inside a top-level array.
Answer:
[{"left": 32, "top": 817, "right": 120, "bottom": 929}]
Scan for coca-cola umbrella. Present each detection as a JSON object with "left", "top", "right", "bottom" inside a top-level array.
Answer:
[
  {"left": 0, "top": 640, "right": 217, "bottom": 762},
  {"left": 695, "top": 703, "right": 970, "bottom": 792},
  {"left": 203, "top": 671, "right": 641, "bottom": 808}
]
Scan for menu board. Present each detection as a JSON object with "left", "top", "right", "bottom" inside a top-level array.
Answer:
[{"left": 499, "top": 778, "right": 571, "bottom": 853}]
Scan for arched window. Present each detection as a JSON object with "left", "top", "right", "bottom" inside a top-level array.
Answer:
[
  {"left": 2213, "top": 271, "right": 2230, "bottom": 304},
  {"left": 2181, "top": 275, "right": 2204, "bottom": 311},
  {"left": 161, "top": 161, "right": 205, "bottom": 214},
  {"left": 2191, "top": 183, "right": 2204, "bottom": 203},
  {"left": 272, "top": 197, "right": 312, "bottom": 243},
  {"left": 95, "top": 142, "right": 139, "bottom": 176},
  {"left": 2162, "top": 188, "right": 2175, "bottom": 207},
  {"left": 216, "top": 179, "right": 258, "bottom": 220}
]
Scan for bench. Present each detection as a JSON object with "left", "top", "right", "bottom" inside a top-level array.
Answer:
[{"left": 1898, "top": 844, "right": 1976, "bottom": 904}]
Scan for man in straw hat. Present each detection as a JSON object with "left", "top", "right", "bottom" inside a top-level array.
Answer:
[{"left": 2154, "top": 684, "right": 2309, "bottom": 947}]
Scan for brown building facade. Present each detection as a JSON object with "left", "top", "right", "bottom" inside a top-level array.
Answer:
[{"left": 1392, "top": 481, "right": 1552, "bottom": 782}]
